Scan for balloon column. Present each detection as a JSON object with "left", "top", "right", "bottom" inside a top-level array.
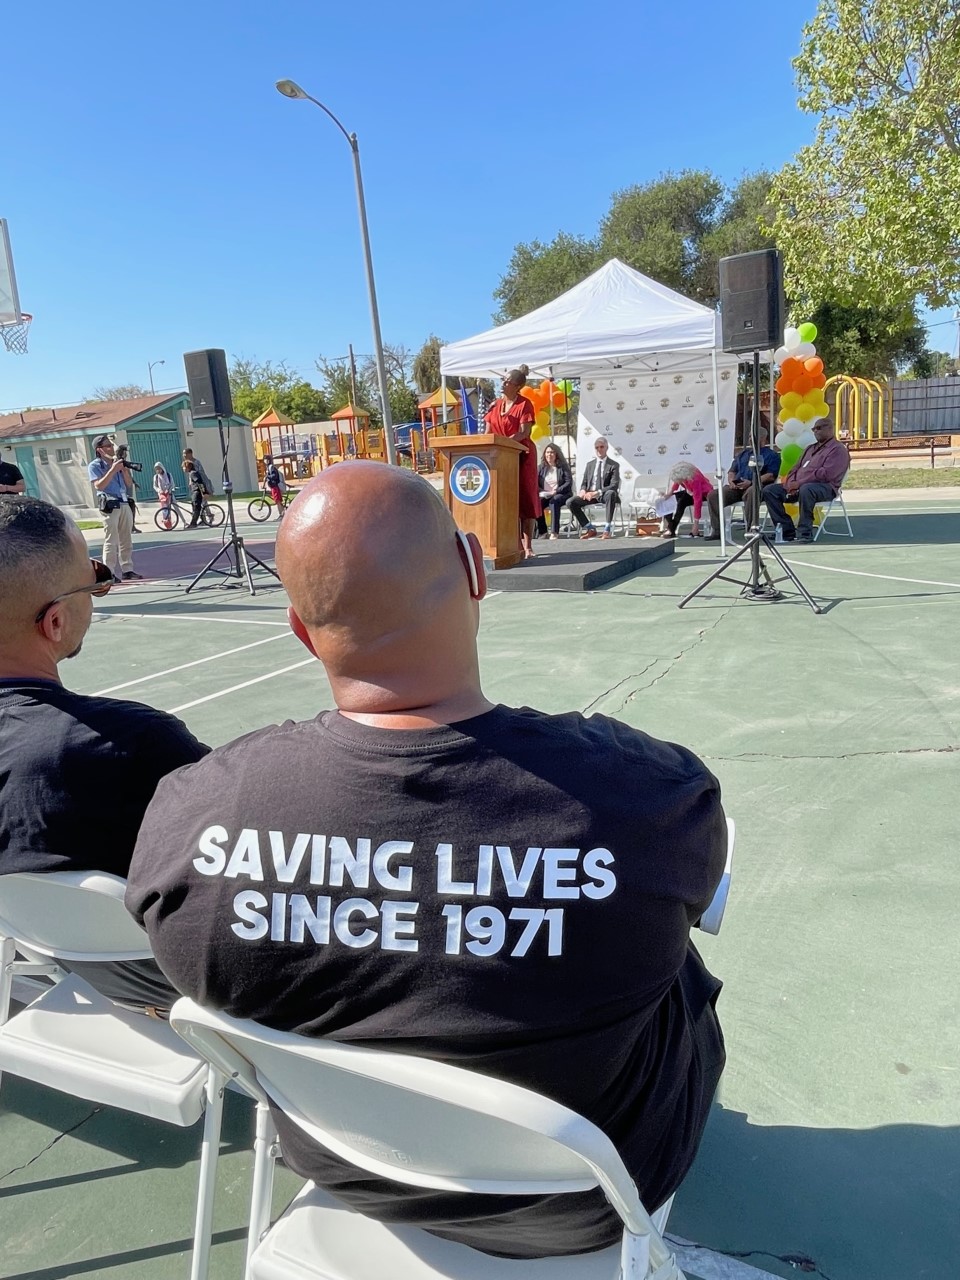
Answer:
[
  {"left": 523, "top": 379, "right": 575, "bottom": 440},
  {"left": 773, "top": 323, "right": 827, "bottom": 477}
]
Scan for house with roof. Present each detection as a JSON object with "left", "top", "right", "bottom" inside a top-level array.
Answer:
[{"left": 0, "top": 393, "right": 254, "bottom": 515}]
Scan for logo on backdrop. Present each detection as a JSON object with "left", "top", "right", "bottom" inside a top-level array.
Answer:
[{"left": 450, "top": 456, "right": 491, "bottom": 505}]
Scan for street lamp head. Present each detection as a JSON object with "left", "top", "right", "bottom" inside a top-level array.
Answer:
[{"left": 276, "top": 79, "right": 308, "bottom": 100}]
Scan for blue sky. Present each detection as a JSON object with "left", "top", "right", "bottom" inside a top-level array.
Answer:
[{"left": 3, "top": 0, "right": 954, "bottom": 410}]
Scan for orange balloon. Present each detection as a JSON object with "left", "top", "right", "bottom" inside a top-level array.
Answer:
[
  {"left": 775, "top": 375, "right": 789, "bottom": 395},
  {"left": 793, "top": 375, "right": 812, "bottom": 396},
  {"left": 809, "top": 372, "right": 826, "bottom": 390},
  {"left": 803, "top": 356, "right": 823, "bottom": 376},
  {"left": 523, "top": 387, "right": 546, "bottom": 412},
  {"left": 780, "top": 357, "right": 804, "bottom": 380}
]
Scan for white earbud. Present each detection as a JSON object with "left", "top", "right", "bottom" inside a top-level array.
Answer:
[{"left": 456, "top": 529, "right": 480, "bottom": 598}]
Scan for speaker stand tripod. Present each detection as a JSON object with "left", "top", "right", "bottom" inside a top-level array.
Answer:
[
  {"left": 678, "top": 352, "right": 821, "bottom": 615},
  {"left": 184, "top": 417, "right": 281, "bottom": 598}
]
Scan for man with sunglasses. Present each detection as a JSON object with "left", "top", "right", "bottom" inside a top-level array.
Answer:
[
  {"left": 761, "top": 418, "right": 849, "bottom": 543},
  {"left": 0, "top": 496, "right": 208, "bottom": 1012},
  {"left": 87, "top": 434, "right": 142, "bottom": 582}
]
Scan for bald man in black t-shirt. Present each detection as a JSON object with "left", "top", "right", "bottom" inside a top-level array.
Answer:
[{"left": 126, "top": 464, "right": 726, "bottom": 1259}]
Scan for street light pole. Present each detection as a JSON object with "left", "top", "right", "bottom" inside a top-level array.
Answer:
[
  {"left": 148, "top": 359, "right": 165, "bottom": 395},
  {"left": 275, "top": 79, "right": 396, "bottom": 465}
]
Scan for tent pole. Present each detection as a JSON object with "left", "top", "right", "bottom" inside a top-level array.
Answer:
[{"left": 711, "top": 349, "right": 726, "bottom": 557}]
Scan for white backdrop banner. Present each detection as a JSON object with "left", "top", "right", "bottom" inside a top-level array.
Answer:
[{"left": 573, "top": 366, "right": 737, "bottom": 495}]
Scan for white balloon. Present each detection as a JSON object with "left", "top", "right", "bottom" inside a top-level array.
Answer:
[
  {"left": 794, "top": 341, "right": 816, "bottom": 359},
  {"left": 807, "top": 411, "right": 824, "bottom": 425},
  {"left": 796, "top": 429, "right": 816, "bottom": 448},
  {"left": 774, "top": 345, "right": 790, "bottom": 364},
  {"left": 774, "top": 430, "right": 789, "bottom": 449},
  {"left": 784, "top": 327, "right": 801, "bottom": 350},
  {"left": 782, "top": 417, "right": 805, "bottom": 436}
]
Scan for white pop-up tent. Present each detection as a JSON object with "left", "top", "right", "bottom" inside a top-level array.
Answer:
[
  {"left": 440, "top": 258, "right": 730, "bottom": 379},
  {"left": 440, "top": 259, "right": 740, "bottom": 541}
]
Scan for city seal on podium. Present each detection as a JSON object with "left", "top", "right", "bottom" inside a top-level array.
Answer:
[{"left": 450, "top": 455, "right": 491, "bottom": 505}]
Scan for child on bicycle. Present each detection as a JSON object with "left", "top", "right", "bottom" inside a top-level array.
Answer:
[
  {"left": 153, "top": 462, "right": 175, "bottom": 530},
  {"left": 263, "top": 455, "right": 284, "bottom": 507}
]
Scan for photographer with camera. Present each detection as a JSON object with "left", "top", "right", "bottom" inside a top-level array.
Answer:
[
  {"left": 114, "top": 444, "right": 143, "bottom": 532},
  {"left": 86, "top": 435, "right": 143, "bottom": 582}
]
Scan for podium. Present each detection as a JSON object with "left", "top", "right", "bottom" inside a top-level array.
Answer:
[{"left": 432, "top": 434, "right": 526, "bottom": 570}]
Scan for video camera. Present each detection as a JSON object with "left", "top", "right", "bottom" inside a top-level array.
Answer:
[{"left": 115, "top": 444, "right": 143, "bottom": 473}]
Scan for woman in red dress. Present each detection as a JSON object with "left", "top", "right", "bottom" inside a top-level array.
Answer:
[{"left": 484, "top": 364, "right": 542, "bottom": 559}]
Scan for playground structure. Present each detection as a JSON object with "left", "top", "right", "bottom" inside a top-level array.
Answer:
[
  {"left": 248, "top": 387, "right": 489, "bottom": 483},
  {"left": 825, "top": 374, "right": 891, "bottom": 444}
]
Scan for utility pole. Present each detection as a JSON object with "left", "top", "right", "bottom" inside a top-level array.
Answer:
[{"left": 348, "top": 343, "right": 359, "bottom": 406}]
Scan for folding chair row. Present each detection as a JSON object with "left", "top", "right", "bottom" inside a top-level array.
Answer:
[{"left": 0, "top": 871, "right": 224, "bottom": 1280}]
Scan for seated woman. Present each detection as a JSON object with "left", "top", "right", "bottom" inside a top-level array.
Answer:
[
  {"left": 536, "top": 443, "right": 573, "bottom": 539},
  {"left": 662, "top": 462, "right": 714, "bottom": 538}
]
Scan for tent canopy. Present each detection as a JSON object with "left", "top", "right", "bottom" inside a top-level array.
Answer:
[{"left": 440, "top": 258, "right": 732, "bottom": 380}]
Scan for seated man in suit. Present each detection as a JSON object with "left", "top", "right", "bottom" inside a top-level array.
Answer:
[
  {"left": 705, "top": 426, "right": 780, "bottom": 540},
  {"left": 762, "top": 419, "right": 849, "bottom": 543},
  {"left": 566, "top": 436, "right": 621, "bottom": 539},
  {"left": 126, "top": 462, "right": 727, "bottom": 1261},
  {"left": 0, "top": 495, "right": 208, "bottom": 1012}
]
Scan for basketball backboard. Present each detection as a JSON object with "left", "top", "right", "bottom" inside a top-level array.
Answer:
[{"left": 0, "top": 219, "right": 23, "bottom": 325}]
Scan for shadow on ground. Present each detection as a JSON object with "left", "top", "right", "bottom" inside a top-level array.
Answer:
[{"left": 674, "top": 1105, "right": 960, "bottom": 1280}]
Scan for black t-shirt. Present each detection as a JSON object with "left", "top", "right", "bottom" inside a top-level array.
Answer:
[
  {"left": 0, "top": 679, "right": 209, "bottom": 879},
  {"left": 126, "top": 706, "right": 726, "bottom": 1258},
  {"left": 0, "top": 461, "right": 24, "bottom": 489}
]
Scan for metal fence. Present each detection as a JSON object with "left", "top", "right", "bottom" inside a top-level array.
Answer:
[{"left": 890, "top": 377, "right": 960, "bottom": 435}]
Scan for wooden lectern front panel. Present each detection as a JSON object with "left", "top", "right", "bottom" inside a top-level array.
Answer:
[{"left": 433, "top": 434, "right": 524, "bottom": 571}]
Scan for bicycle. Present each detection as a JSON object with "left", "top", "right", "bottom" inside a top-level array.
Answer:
[
  {"left": 247, "top": 488, "right": 298, "bottom": 522},
  {"left": 154, "top": 494, "right": 225, "bottom": 530}
]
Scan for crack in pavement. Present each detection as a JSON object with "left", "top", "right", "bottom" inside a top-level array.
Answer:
[
  {"left": 0, "top": 1107, "right": 101, "bottom": 1184},
  {"left": 582, "top": 608, "right": 735, "bottom": 717}
]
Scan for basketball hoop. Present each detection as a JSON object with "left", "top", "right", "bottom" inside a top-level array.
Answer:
[{"left": 0, "top": 312, "right": 31, "bottom": 354}]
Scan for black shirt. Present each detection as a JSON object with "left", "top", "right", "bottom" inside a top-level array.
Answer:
[
  {"left": 0, "top": 679, "right": 209, "bottom": 878},
  {"left": 126, "top": 705, "right": 725, "bottom": 1258},
  {"left": 0, "top": 461, "right": 24, "bottom": 490}
]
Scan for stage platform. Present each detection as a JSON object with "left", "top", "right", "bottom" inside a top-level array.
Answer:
[{"left": 486, "top": 536, "right": 674, "bottom": 591}]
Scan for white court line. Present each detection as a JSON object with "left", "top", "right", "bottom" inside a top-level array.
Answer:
[
  {"left": 783, "top": 559, "right": 960, "bottom": 590},
  {"left": 170, "top": 658, "right": 316, "bottom": 712},
  {"left": 93, "top": 631, "right": 295, "bottom": 695},
  {"left": 106, "top": 611, "right": 288, "bottom": 627}
]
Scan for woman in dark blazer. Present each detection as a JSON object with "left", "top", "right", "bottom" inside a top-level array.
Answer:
[{"left": 536, "top": 443, "right": 574, "bottom": 539}]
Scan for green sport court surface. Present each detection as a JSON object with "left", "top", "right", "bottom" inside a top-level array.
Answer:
[{"left": 1, "top": 491, "right": 958, "bottom": 1280}]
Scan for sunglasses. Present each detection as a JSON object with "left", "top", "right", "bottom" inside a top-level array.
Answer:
[{"left": 35, "top": 559, "right": 114, "bottom": 625}]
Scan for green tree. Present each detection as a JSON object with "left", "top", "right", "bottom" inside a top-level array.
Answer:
[
  {"left": 494, "top": 233, "right": 600, "bottom": 323},
  {"left": 767, "top": 0, "right": 960, "bottom": 311},
  {"left": 315, "top": 354, "right": 377, "bottom": 420},
  {"left": 86, "top": 384, "right": 149, "bottom": 401},
  {"left": 807, "top": 300, "right": 928, "bottom": 379},
  {"left": 228, "top": 358, "right": 329, "bottom": 423},
  {"left": 412, "top": 334, "right": 444, "bottom": 394},
  {"left": 599, "top": 170, "right": 724, "bottom": 303}
]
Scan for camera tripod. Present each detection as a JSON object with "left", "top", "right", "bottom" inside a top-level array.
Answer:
[
  {"left": 678, "top": 351, "right": 820, "bottom": 614},
  {"left": 185, "top": 417, "right": 281, "bottom": 597}
]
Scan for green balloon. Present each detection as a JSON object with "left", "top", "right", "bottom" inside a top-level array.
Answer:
[
  {"left": 798, "top": 322, "right": 818, "bottom": 342},
  {"left": 780, "top": 443, "right": 803, "bottom": 475}
]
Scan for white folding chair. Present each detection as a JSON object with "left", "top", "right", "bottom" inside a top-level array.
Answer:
[
  {"left": 0, "top": 871, "right": 225, "bottom": 1280},
  {"left": 698, "top": 817, "right": 735, "bottom": 936},
  {"left": 170, "top": 999, "right": 689, "bottom": 1280},
  {"left": 812, "top": 477, "right": 853, "bottom": 541}
]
